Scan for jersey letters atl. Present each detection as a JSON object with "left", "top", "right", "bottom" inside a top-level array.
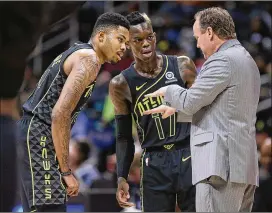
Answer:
[{"left": 122, "top": 55, "right": 190, "bottom": 149}]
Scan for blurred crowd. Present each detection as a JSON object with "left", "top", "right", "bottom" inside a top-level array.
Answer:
[{"left": 17, "top": 1, "right": 271, "bottom": 212}]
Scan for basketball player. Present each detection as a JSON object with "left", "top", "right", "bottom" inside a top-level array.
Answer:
[
  {"left": 0, "top": 3, "right": 84, "bottom": 211},
  {"left": 17, "top": 12, "right": 129, "bottom": 212},
  {"left": 109, "top": 11, "right": 197, "bottom": 212}
]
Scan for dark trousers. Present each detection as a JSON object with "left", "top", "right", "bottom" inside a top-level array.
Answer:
[
  {"left": 17, "top": 115, "right": 67, "bottom": 212},
  {"left": 140, "top": 147, "right": 195, "bottom": 212}
]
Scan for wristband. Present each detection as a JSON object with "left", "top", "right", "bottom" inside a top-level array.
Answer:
[{"left": 60, "top": 169, "right": 72, "bottom": 176}]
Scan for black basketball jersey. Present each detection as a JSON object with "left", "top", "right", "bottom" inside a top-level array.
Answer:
[
  {"left": 122, "top": 55, "right": 190, "bottom": 149},
  {"left": 22, "top": 42, "right": 96, "bottom": 126}
]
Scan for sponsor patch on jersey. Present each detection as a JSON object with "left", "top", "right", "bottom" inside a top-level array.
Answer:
[{"left": 165, "top": 71, "right": 178, "bottom": 84}]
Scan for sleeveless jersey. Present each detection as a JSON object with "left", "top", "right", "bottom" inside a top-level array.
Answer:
[
  {"left": 22, "top": 42, "right": 96, "bottom": 126},
  {"left": 122, "top": 55, "right": 190, "bottom": 149}
]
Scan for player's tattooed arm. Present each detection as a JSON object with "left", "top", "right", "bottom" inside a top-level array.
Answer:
[
  {"left": 51, "top": 52, "right": 100, "bottom": 172},
  {"left": 177, "top": 56, "right": 197, "bottom": 88},
  {"left": 109, "top": 74, "right": 134, "bottom": 181}
]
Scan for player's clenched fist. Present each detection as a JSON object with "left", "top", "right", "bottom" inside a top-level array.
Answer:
[
  {"left": 116, "top": 177, "right": 135, "bottom": 208},
  {"left": 62, "top": 174, "right": 79, "bottom": 197}
]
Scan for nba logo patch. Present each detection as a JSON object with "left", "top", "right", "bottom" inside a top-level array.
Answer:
[{"left": 145, "top": 158, "right": 149, "bottom": 166}]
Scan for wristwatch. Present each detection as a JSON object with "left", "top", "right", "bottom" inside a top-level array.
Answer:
[{"left": 60, "top": 169, "right": 72, "bottom": 176}]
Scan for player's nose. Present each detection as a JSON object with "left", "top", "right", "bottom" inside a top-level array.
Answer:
[
  {"left": 120, "top": 43, "right": 126, "bottom": 51},
  {"left": 142, "top": 39, "right": 150, "bottom": 48}
]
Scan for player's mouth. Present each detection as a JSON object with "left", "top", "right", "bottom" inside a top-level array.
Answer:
[
  {"left": 141, "top": 50, "right": 152, "bottom": 58},
  {"left": 116, "top": 51, "right": 124, "bottom": 60}
]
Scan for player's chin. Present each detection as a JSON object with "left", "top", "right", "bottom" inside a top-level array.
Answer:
[
  {"left": 111, "top": 58, "right": 120, "bottom": 64},
  {"left": 110, "top": 60, "right": 118, "bottom": 65},
  {"left": 141, "top": 55, "right": 152, "bottom": 62}
]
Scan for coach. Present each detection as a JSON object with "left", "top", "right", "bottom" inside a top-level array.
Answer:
[{"left": 144, "top": 7, "right": 260, "bottom": 212}]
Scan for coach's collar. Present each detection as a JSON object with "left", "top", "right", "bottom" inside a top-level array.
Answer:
[{"left": 216, "top": 39, "right": 241, "bottom": 52}]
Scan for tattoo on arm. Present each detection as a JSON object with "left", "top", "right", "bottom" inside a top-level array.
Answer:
[
  {"left": 177, "top": 56, "right": 197, "bottom": 88},
  {"left": 109, "top": 74, "right": 131, "bottom": 115},
  {"left": 52, "top": 53, "right": 100, "bottom": 172}
]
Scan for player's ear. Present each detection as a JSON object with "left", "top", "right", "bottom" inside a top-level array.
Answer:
[
  {"left": 98, "top": 31, "right": 105, "bottom": 43},
  {"left": 153, "top": 32, "right": 157, "bottom": 43}
]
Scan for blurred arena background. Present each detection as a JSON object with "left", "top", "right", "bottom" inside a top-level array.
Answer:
[{"left": 0, "top": 1, "right": 271, "bottom": 212}]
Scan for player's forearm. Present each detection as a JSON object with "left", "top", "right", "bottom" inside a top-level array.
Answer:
[
  {"left": 116, "top": 140, "right": 135, "bottom": 179},
  {"left": 51, "top": 113, "right": 71, "bottom": 172},
  {"left": 115, "top": 114, "right": 135, "bottom": 179}
]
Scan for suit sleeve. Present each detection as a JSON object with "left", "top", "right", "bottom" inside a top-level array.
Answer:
[
  {"left": 164, "top": 54, "right": 231, "bottom": 115},
  {"left": 176, "top": 112, "right": 192, "bottom": 122}
]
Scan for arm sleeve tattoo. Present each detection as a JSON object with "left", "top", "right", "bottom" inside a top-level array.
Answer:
[{"left": 51, "top": 53, "right": 100, "bottom": 172}]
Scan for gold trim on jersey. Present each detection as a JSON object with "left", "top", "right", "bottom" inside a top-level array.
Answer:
[
  {"left": 170, "top": 112, "right": 176, "bottom": 137},
  {"left": 26, "top": 116, "right": 36, "bottom": 206},
  {"left": 140, "top": 149, "right": 146, "bottom": 211},
  {"left": 152, "top": 113, "right": 165, "bottom": 139}
]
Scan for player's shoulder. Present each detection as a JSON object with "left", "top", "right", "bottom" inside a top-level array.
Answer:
[
  {"left": 176, "top": 55, "right": 193, "bottom": 63},
  {"left": 72, "top": 48, "right": 97, "bottom": 60},
  {"left": 63, "top": 47, "right": 99, "bottom": 76},
  {"left": 176, "top": 55, "right": 191, "bottom": 60},
  {"left": 68, "top": 48, "right": 99, "bottom": 68},
  {"left": 175, "top": 55, "right": 196, "bottom": 70},
  {"left": 164, "top": 54, "right": 192, "bottom": 61},
  {"left": 110, "top": 73, "right": 127, "bottom": 88},
  {"left": 164, "top": 54, "right": 191, "bottom": 66}
]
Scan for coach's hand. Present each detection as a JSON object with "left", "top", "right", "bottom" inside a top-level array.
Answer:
[
  {"left": 63, "top": 174, "right": 79, "bottom": 197},
  {"left": 116, "top": 177, "right": 135, "bottom": 208},
  {"left": 144, "top": 105, "right": 176, "bottom": 119}
]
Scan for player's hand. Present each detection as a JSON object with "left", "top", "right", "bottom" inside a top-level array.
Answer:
[
  {"left": 144, "top": 86, "right": 168, "bottom": 98},
  {"left": 116, "top": 178, "right": 135, "bottom": 208},
  {"left": 62, "top": 174, "right": 79, "bottom": 197},
  {"left": 144, "top": 105, "right": 176, "bottom": 119}
]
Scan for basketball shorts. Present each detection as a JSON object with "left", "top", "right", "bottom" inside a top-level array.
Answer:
[{"left": 17, "top": 114, "right": 67, "bottom": 212}]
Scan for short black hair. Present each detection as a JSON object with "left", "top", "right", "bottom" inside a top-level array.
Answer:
[
  {"left": 92, "top": 12, "right": 130, "bottom": 37},
  {"left": 126, "top": 11, "right": 146, "bottom": 25}
]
